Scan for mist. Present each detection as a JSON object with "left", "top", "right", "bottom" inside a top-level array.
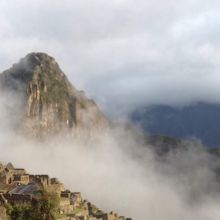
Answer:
[{"left": 0, "top": 91, "right": 220, "bottom": 220}]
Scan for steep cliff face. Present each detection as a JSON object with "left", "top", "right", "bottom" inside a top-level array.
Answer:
[{"left": 0, "top": 53, "right": 108, "bottom": 137}]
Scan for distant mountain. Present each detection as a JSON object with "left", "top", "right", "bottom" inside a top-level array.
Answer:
[
  {"left": 131, "top": 103, "right": 220, "bottom": 147},
  {"left": 0, "top": 53, "right": 108, "bottom": 137}
]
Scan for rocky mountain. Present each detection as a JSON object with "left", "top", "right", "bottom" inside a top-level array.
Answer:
[
  {"left": 0, "top": 53, "right": 108, "bottom": 137},
  {"left": 131, "top": 103, "right": 220, "bottom": 147},
  {"left": 0, "top": 53, "right": 132, "bottom": 219}
]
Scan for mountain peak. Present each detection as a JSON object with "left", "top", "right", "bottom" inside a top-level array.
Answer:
[
  {"left": 26, "top": 52, "right": 54, "bottom": 59},
  {"left": 23, "top": 52, "right": 61, "bottom": 72},
  {"left": 0, "top": 53, "right": 109, "bottom": 137}
]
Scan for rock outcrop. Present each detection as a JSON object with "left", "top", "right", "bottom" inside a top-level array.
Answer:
[{"left": 0, "top": 53, "right": 108, "bottom": 137}]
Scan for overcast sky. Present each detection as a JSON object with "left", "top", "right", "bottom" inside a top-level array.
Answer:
[{"left": 1, "top": 0, "right": 220, "bottom": 116}]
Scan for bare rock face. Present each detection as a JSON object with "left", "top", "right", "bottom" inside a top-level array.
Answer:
[{"left": 0, "top": 53, "right": 108, "bottom": 137}]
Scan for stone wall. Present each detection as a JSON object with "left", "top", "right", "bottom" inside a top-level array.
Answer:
[
  {"left": 0, "top": 206, "right": 8, "bottom": 220},
  {"left": 13, "top": 174, "right": 29, "bottom": 185},
  {"left": 29, "top": 174, "right": 50, "bottom": 188},
  {"left": 2, "top": 193, "right": 33, "bottom": 205}
]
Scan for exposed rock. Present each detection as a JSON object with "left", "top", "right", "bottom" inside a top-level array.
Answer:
[{"left": 0, "top": 53, "right": 109, "bottom": 137}]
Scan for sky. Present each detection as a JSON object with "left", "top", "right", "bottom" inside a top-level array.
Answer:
[{"left": 1, "top": 0, "right": 220, "bottom": 116}]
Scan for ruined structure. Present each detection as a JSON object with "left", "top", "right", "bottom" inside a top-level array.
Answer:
[
  {"left": 0, "top": 52, "right": 109, "bottom": 137},
  {"left": 0, "top": 164, "right": 27, "bottom": 186},
  {"left": 0, "top": 161, "right": 132, "bottom": 220}
]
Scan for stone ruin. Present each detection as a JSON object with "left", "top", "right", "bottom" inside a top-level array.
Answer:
[{"left": 0, "top": 161, "right": 132, "bottom": 220}]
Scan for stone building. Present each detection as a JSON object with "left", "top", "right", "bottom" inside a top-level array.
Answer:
[
  {"left": 0, "top": 193, "right": 34, "bottom": 205},
  {"left": 12, "top": 169, "right": 26, "bottom": 175},
  {"left": 101, "top": 213, "right": 121, "bottom": 220},
  {"left": 29, "top": 174, "right": 50, "bottom": 188},
  {"left": 0, "top": 206, "right": 7, "bottom": 220},
  {"left": 0, "top": 169, "right": 14, "bottom": 185},
  {"left": 5, "top": 163, "right": 14, "bottom": 170},
  {"left": 0, "top": 162, "right": 4, "bottom": 173},
  {"left": 0, "top": 162, "right": 28, "bottom": 186},
  {"left": 59, "top": 196, "right": 73, "bottom": 214},
  {"left": 71, "top": 192, "right": 82, "bottom": 206},
  {"left": 49, "top": 178, "right": 64, "bottom": 194},
  {"left": 13, "top": 174, "right": 29, "bottom": 185}
]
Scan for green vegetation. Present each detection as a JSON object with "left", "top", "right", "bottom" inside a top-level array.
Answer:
[
  {"left": 5, "top": 190, "right": 60, "bottom": 220},
  {"left": 71, "top": 207, "right": 84, "bottom": 215},
  {"left": 5, "top": 203, "right": 36, "bottom": 220}
]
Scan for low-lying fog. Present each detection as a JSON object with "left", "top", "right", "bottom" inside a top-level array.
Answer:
[{"left": 0, "top": 92, "right": 220, "bottom": 220}]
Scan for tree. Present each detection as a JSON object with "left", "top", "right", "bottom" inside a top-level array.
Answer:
[{"left": 35, "top": 190, "right": 60, "bottom": 220}]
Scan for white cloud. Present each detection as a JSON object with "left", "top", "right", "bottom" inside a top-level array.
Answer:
[{"left": 1, "top": 0, "right": 220, "bottom": 116}]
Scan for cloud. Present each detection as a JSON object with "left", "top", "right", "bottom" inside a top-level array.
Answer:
[
  {"left": 0, "top": 90, "right": 220, "bottom": 220},
  {"left": 0, "top": 0, "right": 220, "bottom": 116}
]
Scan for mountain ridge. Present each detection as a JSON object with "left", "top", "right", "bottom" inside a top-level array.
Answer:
[{"left": 131, "top": 103, "right": 220, "bottom": 147}]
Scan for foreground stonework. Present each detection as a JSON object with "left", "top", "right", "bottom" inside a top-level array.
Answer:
[
  {"left": 0, "top": 53, "right": 109, "bottom": 137},
  {"left": 0, "top": 162, "right": 131, "bottom": 220}
]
